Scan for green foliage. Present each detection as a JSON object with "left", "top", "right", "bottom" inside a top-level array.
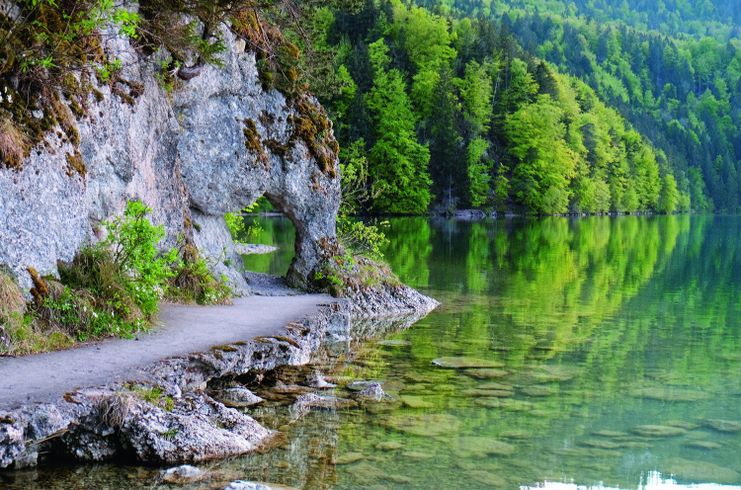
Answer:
[
  {"left": 338, "top": 217, "right": 389, "bottom": 261},
  {"left": 365, "top": 39, "right": 432, "bottom": 214},
  {"left": 167, "top": 244, "right": 232, "bottom": 306},
  {"left": 3, "top": 200, "right": 231, "bottom": 354},
  {"left": 324, "top": 0, "right": 727, "bottom": 214},
  {"left": 99, "top": 200, "right": 177, "bottom": 317}
]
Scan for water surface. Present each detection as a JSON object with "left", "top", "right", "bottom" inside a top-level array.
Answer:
[{"left": 4, "top": 215, "right": 740, "bottom": 489}]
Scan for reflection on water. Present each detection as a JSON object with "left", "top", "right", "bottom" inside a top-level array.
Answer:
[{"left": 3, "top": 215, "right": 740, "bottom": 489}]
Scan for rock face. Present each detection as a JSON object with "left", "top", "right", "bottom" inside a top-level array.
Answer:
[{"left": 0, "top": 26, "right": 339, "bottom": 292}]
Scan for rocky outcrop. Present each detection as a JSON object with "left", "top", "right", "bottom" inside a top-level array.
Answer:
[
  {"left": 0, "top": 293, "right": 436, "bottom": 469},
  {"left": 0, "top": 25, "right": 338, "bottom": 292},
  {"left": 0, "top": 303, "right": 344, "bottom": 469}
]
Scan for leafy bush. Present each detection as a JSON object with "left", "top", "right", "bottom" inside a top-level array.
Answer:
[
  {"left": 337, "top": 216, "right": 389, "bottom": 261},
  {"left": 167, "top": 244, "right": 232, "bottom": 305},
  {"left": 10, "top": 199, "right": 231, "bottom": 353}
]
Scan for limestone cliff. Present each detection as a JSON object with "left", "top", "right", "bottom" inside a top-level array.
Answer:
[{"left": 0, "top": 25, "right": 339, "bottom": 292}]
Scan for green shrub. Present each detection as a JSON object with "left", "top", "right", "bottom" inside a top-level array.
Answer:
[
  {"left": 337, "top": 216, "right": 389, "bottom": 261},
  {"left": 100, "top": 200, "right": 178, "bottom": 316},
  {"left": 167, "top": 244, "right": 232, "bottom": 305}
]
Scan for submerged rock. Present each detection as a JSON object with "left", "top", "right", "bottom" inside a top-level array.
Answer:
[
  {"left": 291, "top": 393, "right": 356, "bottom": 417},
  {"left": 333, "top": 452, "right": 365, "bottom": 465},
  {"left": 662, "top": 458, "right": 739, "bottom": 484},
  {"left": 469, "top": 470, "right": 507, "bottom": 487},
  {"left": 213, "top": 387, "right": 264, "bottom": 408},
  {"left": 352, "top": 383, "right": 387, "bottom": 402},
  {"left": 520, "top": 385, "right": 557, "bottom": 397},
  {"left": 162, "top": 465, "right": 206, "bottom": 484},
  {"left": 526, "top": 365, "right": 579, "bottom": 383},
  {"left": 305, "top": 371, "right": 336, "bottom": 389},
  {"left": 432, "top": 357, "right": 504, "bottom": 369},
  {"left": 461, "top": 388, "right": 513, "bottom": 398},
  {"left": 383, "top": 413, "right": 461, "bottom": 437},
  {"left": 377, "top": 339, "right": 411, "bottom": 347},
  {"left": 631, "top": 424, "right": 687, "bottom": 438},
  {"left": 400, "top": 395, "right": 435, "bottom": 408},
  {"left": 684, "top": 440, "right": 722, "bottom": 450},
  {"left": 454, "top": 436, "right": 516, "bottom": 457},
  {"left": 629, "top": 387, "right": 709, "bottom": 402},
  {"left": 702, "top": 419, "right": 741, "bottom": 433},
  {"left": 474, "top": 398, "right": 534, "bottom": 412},
  {"left": 375, "top": 441, "right": 403, "bottom": 451},
  {"left": 224, "top": 482, "right": 298, "bottom": 490},
  {"left": 464, "top": 369, "right": 510, "bottom": 380}
]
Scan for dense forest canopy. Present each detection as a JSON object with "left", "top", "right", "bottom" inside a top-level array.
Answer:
[{"left": 315, "top": 0, "right": 740, "bottom": 214}]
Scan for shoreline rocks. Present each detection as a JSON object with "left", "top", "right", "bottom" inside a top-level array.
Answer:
[{"left": 0, "top": 283, "right": 438, "bottom": 470}]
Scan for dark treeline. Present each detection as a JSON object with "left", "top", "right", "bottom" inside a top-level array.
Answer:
[{"left": 409, "top": 0, "right": 741, "bottom": 212}]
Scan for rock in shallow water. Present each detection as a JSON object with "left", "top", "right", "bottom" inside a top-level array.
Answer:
[
  {"left": 702, "top": 418, "right": 741, "bottom": 433},
  {"left": 162, "top": 465, "right": 206, "bottom": 484},
  {"left": 224, "top": 481, "right": 298, "bottom": 490},
  {"left": 662, "top": 458, "right": 739, "bottom": 484},
  {"left": 631, "top": 424, "right": 687, "bottom": 438},
  {"left": 464, "top": 368, "right": 510, "bottom": 379},
  {"left": 432, "top": 357, "right": 504, "bottom": 369},
  {"left": 214, "top": 387, "right": 264, "bottom": 408},
  {"left": 383, "top": 413, "right": 461, "bottom": 437}
]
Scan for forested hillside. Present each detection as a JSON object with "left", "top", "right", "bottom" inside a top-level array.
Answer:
[{"left": 317, "top": 0, "right": 740, "bottom": 214}]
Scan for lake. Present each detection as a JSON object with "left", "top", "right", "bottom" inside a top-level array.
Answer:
[{"left": 4, "top": 215, "right": 740, "bottom": 489}]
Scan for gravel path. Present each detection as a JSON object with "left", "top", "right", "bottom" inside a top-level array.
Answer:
[{"left": 0, "top": 294, "right": 333, "bottom": 410}]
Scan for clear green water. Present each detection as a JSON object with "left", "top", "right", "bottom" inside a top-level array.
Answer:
[{"left": 4, "top": 215, "right": 740, "bottom": 489}]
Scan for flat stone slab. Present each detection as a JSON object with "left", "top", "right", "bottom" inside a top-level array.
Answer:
[{"left": 0, "top": 295, "right": 332, "bottom": 410}]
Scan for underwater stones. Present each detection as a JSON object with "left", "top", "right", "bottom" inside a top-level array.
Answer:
[
  {"left": 305, "top": 371, "right": 336, "bottom": 389},
  {"left": 464, "top": 368, "right": 510, "bottom": 380},
  {"left": 702, "top": 419, "right": 741, "bottom": 433},
  {"left": 478, "top": 382, "right": 513, "bottom": 391},
  {"left": 462, "top": 388, "right": 513, "bottom": 398},
  {"left": 333, "top": 452, "right": 365, "bottom": 465},
  {"left": 591, "top": 430, "right": 629, "bottom": 438},
  {"left": 469, "top": 470, "right": 507, "bottom": 487},
  {"left": 346, "top": 381, "right": 380, "bottom": 392},
  {"left": 162, "top": 465, "right": 206, "bottom": 484},
  {"left": 455, "top": 436, "right": 516, "bottom": 457},
  {"left": 382, "top": 474, "right": 412, "bottom": 484},
  {"left": 527, "top": 365, "right": 578, "bottom": 383},
  {"left": 631, "top": 425, "right": 687, "bottom": 438},
  {"left": 474, "top": 398, "right": 534, "bottom": 412},
  {"left": 580, "top": 439, "right": 623, "bottom": 450},
  {"left": 375, "top": 441, "right": 403, "bottom": 451},
  {"left": 401, "top": 450, "right": 435, "bottom": 460},
  {"left": 520, "top": 385, "right": 557, "bottom": 397},
  {"left": 352, "top": 383, "right": 387, "bottom": 402},
  {"left": 377, "top": 339, "right": 411, "bottom": 347},
  {"left": 214, "top": 387, "right": 264, "bottom": 408},
  {"left": 499, "top": 430, "right": 530, "bottom": 440},
  {"left": 224, "top": 482, "right": 296, "bottom": 490},
  {"left": 684, "top": 440, "right": 722, "bottom": 450},
  {"left": 662, "top": 458, "right": 739, "bottom": 484},
  {"left": 432, "top": 357, "right": 504, "bottom": 369},
  {"left": 290, "top": 393, "right": 356, "bottom": 417},
  {"left": 400, "top": 395, "right": 435, "bottom": 409},
  {"left": 383, "top": 413, "right": 461, "bottom": 437},
  {"left": 271, "top": 383, "right": 314, "bottom": 395},
  {"left": 629, "top": 387, "right": 709, "bottom": 402},
  {"left": 664, "top": 420, "right": 700, "bottom": 430}
]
